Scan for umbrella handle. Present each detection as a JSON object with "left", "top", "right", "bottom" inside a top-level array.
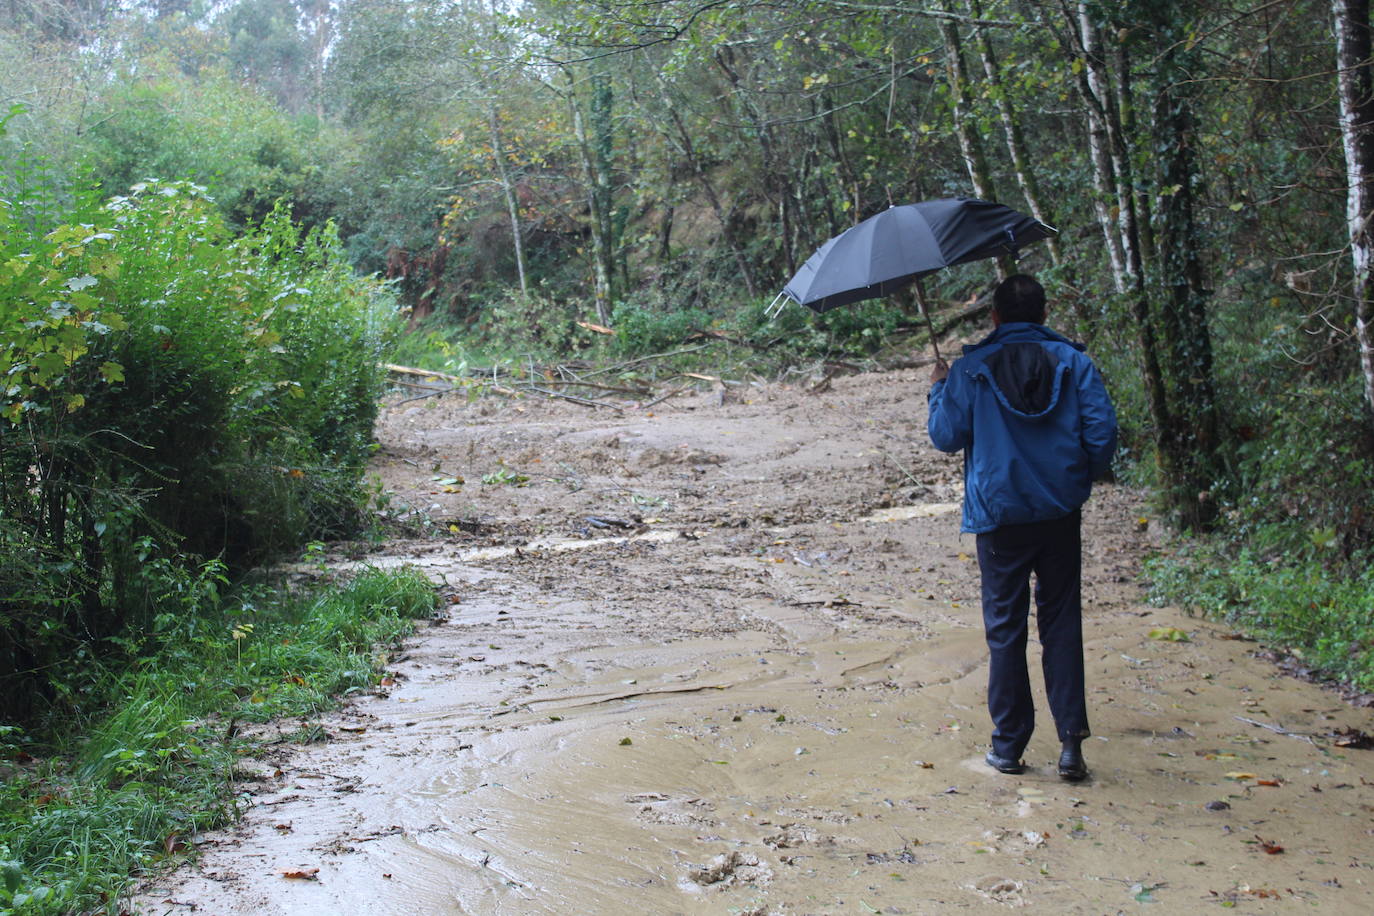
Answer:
[{"left": 913, "top": 278, "right": 941, "bottom": 363}]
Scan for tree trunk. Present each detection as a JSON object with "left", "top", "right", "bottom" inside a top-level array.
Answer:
[
  {"left": 588, "top": 67, "right": 618, "bottom": 314},
  {"left": 1147, "top": 6, "right": 1221, "bottom": 529},
  {"left": 1112, "top": 35, "right": 1155, "bottom": 266},
  {"left": 970, "top": 1, "right": 1062, "bottom": 267},
  {"left": 1065, "top": 3, "right": 1129, "bottom": 292},
  {"left": 938, "top": 19, "right": 998, "bottom": 204},
  {"left": 568, "top": 77, "right": 614, "bottom": 325},
  {"left": 488, "top": 106, "right": 528, "bottom": 300},
  {"left": 1335, "top": 0, "right": 1374, "bottom": 423},
  {"left": 939, "top": 19, "right": 1009, "bottom": 279}
]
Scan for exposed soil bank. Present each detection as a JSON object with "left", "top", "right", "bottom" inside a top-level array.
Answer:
[{"left": 137, "top": 370, "right": 1374, "bottom": 915}]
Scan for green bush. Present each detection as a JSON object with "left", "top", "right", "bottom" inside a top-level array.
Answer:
[
  {"left": 0, "top": 176, "right": 395, "bottom": 722},
  {"left": 82, "top": 67, "right": 329, "bottom": 232},
  {"left": 611, "top": 296, "right": 713, "bottom": 357},
  {"left": 1147, "top": 543, "right": 1374, "bottom": 692}
]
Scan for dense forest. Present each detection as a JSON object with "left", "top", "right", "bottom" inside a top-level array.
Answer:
[{"left": 2, "top": 1, "right": 1374, "bottom": 909}]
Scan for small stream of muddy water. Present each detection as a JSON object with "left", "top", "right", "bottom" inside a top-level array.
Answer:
[{"left": 138, "top": 373, "right": 1374, "bottom": 914}]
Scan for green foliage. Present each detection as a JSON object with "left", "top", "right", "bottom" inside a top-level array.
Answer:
[
  {"left": 0, "top": 567, "right": 435, "bottom": 916},
  {"left": 611, "top": 296, "right": 713, "bottom": 357},
  {"left": 0, "top": 175, "right": 394, "bottom": 722},
  {"left": 1147, "top": 544, "right": 1374, "bottom": 692},
  {"left": 476, "top": 285, "right": 601, "bottom": 360},
  {"left": 82, "top": 66, "right": 329, "bottom": 230},
  {"left": 1221, "top": 383, "right": 1374, "bottom": 567}
]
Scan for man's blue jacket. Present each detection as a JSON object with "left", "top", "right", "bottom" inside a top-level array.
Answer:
[{"left": 927, "top": 322, "right": 1118, "bottom": 534}]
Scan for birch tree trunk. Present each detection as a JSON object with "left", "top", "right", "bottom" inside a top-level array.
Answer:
[
  {"left": 969, "top": 1, "right": 1062, "bottom": 267},
  {"left": 939, "top": 18, "right": 1008, "bottom": 279},
  {"left": 938, "top": 19, "right": 997, "bottom": 204},
  {"left": 1334, "top": 0, "right": 1374, "bottom": 423},
  {"left": 1065, "top": 4, "right": 1128, "bottom": 292},
  {"left": 570, "top": 92, "right": 614, "bottom": 325},
  {"left": 487, "top": 106, "right": 529, "bottom": 300}
]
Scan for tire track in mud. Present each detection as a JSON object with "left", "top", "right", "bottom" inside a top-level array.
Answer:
[{"left": 137, "top": 373, "right": 1374, "bottom": 915}]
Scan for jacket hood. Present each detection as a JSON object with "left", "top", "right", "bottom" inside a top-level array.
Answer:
[{"left": 963, "top": 323, "right": 1079, "bottom": 419}]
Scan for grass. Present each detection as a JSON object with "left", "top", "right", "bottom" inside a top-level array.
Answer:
[
  {"left": 1145, "top": 540, "right": 1374, "bottom": 693},
  {"left": 0, "top": 566, "right": 436, "bottom": 915}
]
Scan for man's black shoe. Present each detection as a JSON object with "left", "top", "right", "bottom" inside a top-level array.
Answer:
[
  {"left": 1058, "top": 743, "right": 1089, "bottom": 781},
  {"left": 985, "top": 751, "right": 1025, "bottom": 774}
]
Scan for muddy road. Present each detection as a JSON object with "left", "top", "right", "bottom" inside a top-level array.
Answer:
[{"left": 139, "top": 370, "right": 1374, "bottom": 914}]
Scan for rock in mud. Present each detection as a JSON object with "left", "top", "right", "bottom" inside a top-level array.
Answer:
[{"left": 689, "top": 850, "right": 771, "bottom": 887}]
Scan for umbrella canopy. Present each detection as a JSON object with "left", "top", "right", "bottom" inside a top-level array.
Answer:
[{"left": 777, "top": 198, "right": 1056, "bottom": 314}]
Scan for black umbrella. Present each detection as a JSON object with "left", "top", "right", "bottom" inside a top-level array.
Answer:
[{"left": 768, "top": 198, "right": 1057, "bottom": 354}]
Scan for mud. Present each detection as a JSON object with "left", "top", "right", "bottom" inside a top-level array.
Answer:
[{"left": 137, "top": 369, "right": 1374, "bottom": 914}]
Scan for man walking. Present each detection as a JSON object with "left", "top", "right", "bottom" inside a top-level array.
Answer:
[{"left": 927, "top": 274, "right": 1117, "bottom": 781}]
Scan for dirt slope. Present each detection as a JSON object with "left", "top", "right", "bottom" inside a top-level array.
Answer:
[{"left": 137, "top": 369, "right": 1374, "bottom": 915}]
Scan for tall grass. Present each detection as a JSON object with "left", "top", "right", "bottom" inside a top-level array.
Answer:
[{"left": 0, "top": 567, "right": 436, "bottom": 916}]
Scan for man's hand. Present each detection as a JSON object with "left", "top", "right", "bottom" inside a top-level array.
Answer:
[{"left": 930, "top": 357, "right": 949, "bottom": 384}]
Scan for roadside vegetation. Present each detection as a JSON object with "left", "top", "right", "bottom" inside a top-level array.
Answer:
[
  {"left": 4, "top": 0, "right": 1374, "bottom": 910},
  {"left": 0, "top": 567, "right": 436, "bottom": 915},
  {"left": 0, "top": 109, "right": 434, "bottom": 914}
]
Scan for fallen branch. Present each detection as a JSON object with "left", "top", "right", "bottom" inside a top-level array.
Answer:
[
  {"left": 383, "top": 363, "right": 517, "bottom": 397},
  {"left": 879, "top": 447, "right": 926, "bottom": 490},
  {"left": 384, "top": 362, "right": 462, "bottom": 383},
  {"left": 685, "top": 328, "right": 785, "bottom": 351},
  {"left": 641, "top": 384, "right": 690, "bottom": 410},
  {"left": 1235, "top": 715, "right": 1317, "bottom": 745},
  {"left": 582, "top": 342, "right": 716, "bottom": 378},
  {"left": 392, "top": 379, "right": 448, "bottom": 391},
  {"left": 538, "top": 379, "right": 652, "bottom": 397},
  {"left": 395, "top": 388, "right": 449, "bottom": 406},
  {"left": 809, "top": 367, "right": 839, "bottom": 394},
  {"left": 527, "top": 386, "right": 624, "bottom": 412}
]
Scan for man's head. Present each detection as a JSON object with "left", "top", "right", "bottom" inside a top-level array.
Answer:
[{"left": 992, "top": 274, "right": 1046, "bottom": 325}]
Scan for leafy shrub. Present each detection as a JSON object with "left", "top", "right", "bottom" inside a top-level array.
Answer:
[
  {"left": 82, "top": 67, "right": 329, "bottom": 231},
  {"left": 0, "top": 176, "right": 394, "bottom": 722},
  {"left": 611, "top": 296, "right": 713, "bottom": 357},
  {"left": 477, "top": 285, "right": 595, "bottom": 359},
  {"left": 1147, "top": 542, "right": 1374, "bottom": 692}
]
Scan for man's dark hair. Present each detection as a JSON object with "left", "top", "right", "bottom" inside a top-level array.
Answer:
[{"left": 993, "top": 274, "right": 1047, "bottom": 324}]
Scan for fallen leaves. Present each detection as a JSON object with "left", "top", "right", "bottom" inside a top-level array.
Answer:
[
  {"left": 1254, "top": 835, "right": 1284, "bottom": 855},
  {"left": 1148, "top": 626, "right": 1190, "bottom": 642},
  {"left": 1332, "top": 726, "right": 1374, "bottom": 749},
  {"left": 280, "top": 867, "right": 320, "bottom": 880}
]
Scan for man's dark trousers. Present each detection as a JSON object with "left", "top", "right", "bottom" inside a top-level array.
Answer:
[{"left": 975, "top": 510, "right": 1089, "bottom": 760}]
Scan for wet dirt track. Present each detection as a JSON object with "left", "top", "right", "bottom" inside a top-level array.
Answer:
[{"left": 137, "top": 370, "right": 1374, "bottom": 915}]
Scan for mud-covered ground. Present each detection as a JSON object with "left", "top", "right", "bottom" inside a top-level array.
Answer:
[{"left": 137, "top": 369, "right": 1374, "bottom": 915}]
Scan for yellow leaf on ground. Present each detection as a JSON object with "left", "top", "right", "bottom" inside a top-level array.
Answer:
[{"left": 1148, "top": 626, "right": 1190, "bottom": 642}]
